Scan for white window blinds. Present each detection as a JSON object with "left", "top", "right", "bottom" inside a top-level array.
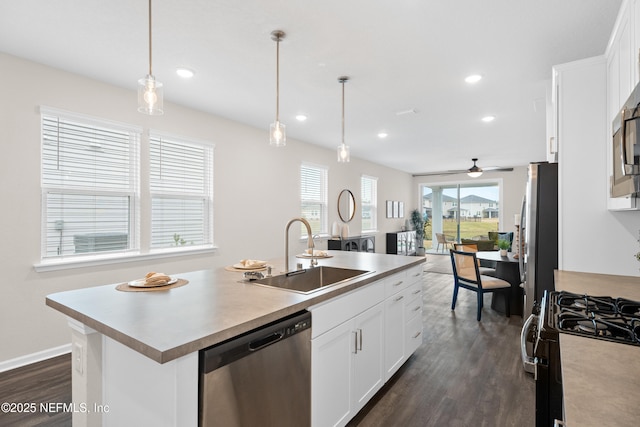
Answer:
[
  {"left": 150, "top": 134, "right": 214, "bottom": 249},
  {"left": 361, "top": 175, "right": 378, "bottom": 232},
  {"left": 41, "top": 112, "right": 139, "bottom": 259},
  {"left": 300, "top": 163, "right": 328, "bottom": 236}
]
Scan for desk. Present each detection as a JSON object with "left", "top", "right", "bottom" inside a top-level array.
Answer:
[{"left": 476, "top": 251, "right": 523, "bottom": 316}]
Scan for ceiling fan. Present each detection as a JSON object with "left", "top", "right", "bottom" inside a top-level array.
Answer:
[{"left": 412, "top": 158, "right": 514, "bottom": 178}]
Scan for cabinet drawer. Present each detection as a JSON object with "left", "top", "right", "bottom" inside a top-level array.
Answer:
[
  {"left": 404, "top": 282, "right": 422, "bottom": 320},
  {"left": 309, "top": 280, "right": 384, "bottom": 338},
  {"left": 405, "top": 313, "right": 423, "bottom": 355},
  {"left": 384, "top": 271, "right": 408, "bottom": 297},
  {"left": 405, "top": 265, "right": 423, "bottom": 285}
]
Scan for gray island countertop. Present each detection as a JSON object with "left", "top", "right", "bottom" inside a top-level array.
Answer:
[
  {"left": 554, "top": 270, "right": 640, "bottom": 427},
  {"left": 46, "top": 251, "right": 424, "bottom": 364}
]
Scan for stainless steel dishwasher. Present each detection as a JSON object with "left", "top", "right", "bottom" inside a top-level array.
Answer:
[{"left": 199, "top": 310, "right": 311, "bottom": 427}]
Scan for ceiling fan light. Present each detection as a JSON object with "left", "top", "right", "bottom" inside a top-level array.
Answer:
[{"left": 467, "top": 158, "right": 483, "bottom": 178}]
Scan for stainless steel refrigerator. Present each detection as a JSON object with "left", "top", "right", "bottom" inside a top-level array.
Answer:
[{"left": 519, "top": 162, "right": 558, "bottom": 317}]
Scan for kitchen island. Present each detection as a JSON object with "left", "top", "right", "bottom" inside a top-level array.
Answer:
[
  {"left": 554, "top": 270, "right": 640, "bottom": 427},
  {"left": 46, "top": 251, "right": 425, "bottom": 426}
]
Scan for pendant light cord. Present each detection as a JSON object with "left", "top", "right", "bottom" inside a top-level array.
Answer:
[
  {"left": 148, "top": 0, "right": 153, "bottom": 76},
  {"left": 341, "top": 80, "right": 345, "bottom": 145},
  {"left": 275, "top": 35, "right": 280, "bottom": 122}
]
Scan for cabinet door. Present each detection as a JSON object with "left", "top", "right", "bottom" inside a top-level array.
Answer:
[
  {"left": 384, "top": 291, "right": 405, "bottom": 381},
  {"left": 311, "top": 320, "right": 353, "bottom": 427},
  {"left": 351, "top": 303, "right": 384, "bottom": 414}
]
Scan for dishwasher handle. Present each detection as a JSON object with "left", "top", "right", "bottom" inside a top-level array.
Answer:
[{"left": 249, "top": 331, "right": 284, "bottom": 352}]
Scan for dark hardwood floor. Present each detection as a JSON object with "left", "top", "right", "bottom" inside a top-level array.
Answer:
[
  {"left": 0, "top": 353, "right": 71, "bottom": 426},
  {"left": 0, "top": 255, "right": 534, "bottom": 427},
  {"left": 349, "top": 256, "right": 534, "bottom": 427}
]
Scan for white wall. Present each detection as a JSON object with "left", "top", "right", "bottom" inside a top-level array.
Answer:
[{"left": 0, "top": 53, "right": 413, "bottom": 365}]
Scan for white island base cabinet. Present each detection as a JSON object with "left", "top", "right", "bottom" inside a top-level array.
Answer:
[
  {"left": 68, "top": 318, "right": 198, "bottom": 427},
  {"left": 310, "top": 266, "right": 423, "bottom": 427}
]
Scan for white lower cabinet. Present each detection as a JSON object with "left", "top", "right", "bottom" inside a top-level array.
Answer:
[
  {"left": 310, "top": 265, "right": 424, "bottom": 427},
  {"left": 311, "top": 302, "right": 384, "bottom": 427},
  {"left": 383, "top": 290, "right": 405, "bottom": 380}
]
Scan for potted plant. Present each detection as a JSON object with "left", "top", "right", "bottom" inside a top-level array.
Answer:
[
  {"left": 497, "top": 239, "right": 510, "bottom": 256},
  {"left": 410, "top": 209, "right": 426, "bottom": 256}
]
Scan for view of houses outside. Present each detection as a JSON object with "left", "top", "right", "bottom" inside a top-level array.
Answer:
[{"left": 421, "top": 184, "right": 500, "bottom": 249}]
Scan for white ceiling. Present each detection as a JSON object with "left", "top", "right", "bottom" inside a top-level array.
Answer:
[{"left": 0, "top": 0, "right": 621, "bottom": 174}]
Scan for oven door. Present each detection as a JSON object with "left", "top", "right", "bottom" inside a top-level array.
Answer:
[{"left": 533, "top": 334, "right": 563, "bottom": 427}]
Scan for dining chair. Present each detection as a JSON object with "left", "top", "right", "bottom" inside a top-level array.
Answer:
[
  {"left": 436, "top": 233, "right": 454, "bottom": 252},
  {"left": 453, "top": 243, "right": 497, "bottom": 277},
  {"left": 449, "top": 249, "right": 511, "bottom": 321}
]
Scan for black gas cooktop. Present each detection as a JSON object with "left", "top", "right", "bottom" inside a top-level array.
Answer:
[{"left": 548, "top": 291, "right": 640, "bottom": 346}]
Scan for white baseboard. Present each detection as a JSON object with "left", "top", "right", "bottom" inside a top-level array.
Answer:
[{"left": 0, "top": 344, "right": 72, "bottom": 373}]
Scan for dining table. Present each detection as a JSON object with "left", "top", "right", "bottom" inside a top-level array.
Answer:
[{"left": 476, "top": 251, "right": 523, "bottom": 317}]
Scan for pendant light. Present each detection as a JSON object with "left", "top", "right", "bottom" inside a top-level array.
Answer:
[
  {"left": 137, "top": 0, "right": 163, "bottom": 115},
  {"left": 467, "top": 158, "right": 483, "bottom": 178},
  {"left": 337, "top": 76, "right": 350, "bottom": 163},
  {"left": 270, "top": 30, "right": 286, "bottom": 146}
]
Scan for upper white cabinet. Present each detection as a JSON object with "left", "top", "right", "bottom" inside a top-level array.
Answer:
[{"left": 606, "top": 0, "right": 640, "bottom": 210}]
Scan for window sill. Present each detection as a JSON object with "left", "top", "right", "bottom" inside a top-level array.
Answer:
[{"left": 34, "top": 246, "right": 218, "bottom": 273}]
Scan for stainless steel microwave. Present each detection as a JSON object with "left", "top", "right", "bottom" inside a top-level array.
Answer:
[{"left": 611, "top": 84, "right": 640, "bottom": 198}]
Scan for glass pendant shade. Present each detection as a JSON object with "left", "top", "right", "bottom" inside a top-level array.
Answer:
[
  {"left": 337, "top": 144, "right": 350, "bottom": 162},
  {"left": 270, "top": 120, "right": 286, "bottom": 147},
  {"left": 137, "top": 75, "right": 164, "bottom": 115}
]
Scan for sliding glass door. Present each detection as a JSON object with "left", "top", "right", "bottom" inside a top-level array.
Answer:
[{"left": 421, "top": 182, "right": 500, "bottom": 250}]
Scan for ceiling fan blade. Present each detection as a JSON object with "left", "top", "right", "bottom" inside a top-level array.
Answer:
[{"left": 412, "top": 166, "right": 513, "bottom": 177}]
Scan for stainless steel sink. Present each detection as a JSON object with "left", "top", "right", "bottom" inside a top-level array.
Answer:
[{"left": 252, "top": 266, "right": 372, "bottom": 294}]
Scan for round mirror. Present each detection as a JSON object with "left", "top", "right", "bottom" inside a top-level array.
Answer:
[{"left": 338, "top": 189, "right": 356, "bottom": 222}]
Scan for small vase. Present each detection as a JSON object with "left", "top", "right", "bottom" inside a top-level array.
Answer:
[
  {"left": 341, "top": 224, "right": 349, "bottom": 239},
  {"left": 499, "top": 249, "right": 507, "bottom": 257}
]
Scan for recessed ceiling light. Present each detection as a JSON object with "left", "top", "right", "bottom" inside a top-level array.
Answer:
[
  {"left": 378, "top": 132, "right": 388, "bottom": 138},
  {"left": 482, "top": 115, "right": 495, "bottom": 123},
  {"left": 465, "top": 74, "right": 482, "bottom": 84},
  {"left": 176, "top": 67, "right": 195, "bottom": 78},
  {"left": 296, "top": 114, "right": 307, "bottom": 122}
]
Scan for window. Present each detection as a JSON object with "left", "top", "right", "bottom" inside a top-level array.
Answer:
[
  {"left": 300, "top": 163, "right": 328, "bottom": 236},
  {"left": 150, "top": 134, "right": 214, "bottom": 249},
  {"left": 361, "top": 175, "right": 377, "bottom": 232},
  {"left": 40, "top": 108, "right": 215, "bottom": 267},
  {"left": 41, "top": 110, "right": 139, "bottom": 260}
]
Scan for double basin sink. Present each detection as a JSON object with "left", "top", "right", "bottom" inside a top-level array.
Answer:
[{"left": 252, "top": 266, "right": 373, "bottom": 294}]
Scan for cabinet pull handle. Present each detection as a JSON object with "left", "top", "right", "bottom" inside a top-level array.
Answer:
[
  {"left": 353, "top": 331, "right": 358, "bottom": 354},
  {"left": 412, "top": 331, "right": 422, "bottom": 339},
  {"left": 358, "top": 328, "right": 363, "bottom": 351},
  {"left": 413, "top": 306, "right": 421, "bottom": 312},
  {"left": 394, "top": 295, "right": 404, "bottom": 302},
  {"left": 393, "top": 280, "right": 403, "bottom": 287},
  {"left": 412, "top": 289, "right": 421, "bottom": 295},
  {"left": 412, "top": 272, "right": 421, "bottom": 277}
]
